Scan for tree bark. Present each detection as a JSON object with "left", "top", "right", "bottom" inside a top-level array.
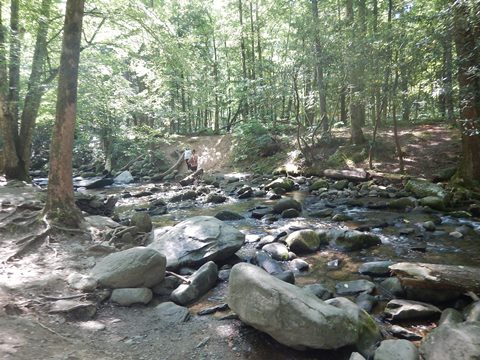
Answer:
[
  {"left": 44, "top": 0, "right": 85, "bottom": 227},
  {"left": 452, "top": 0, "right": 480, "bottom": 185}
]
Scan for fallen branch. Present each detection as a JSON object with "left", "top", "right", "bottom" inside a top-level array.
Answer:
[
  {"left": 34, "top": 319, "right": 71, "bottom": 341},
  {"left": 40, "top": 294, "right": 85, "bottom": 301},
  {"left": 151, "top": 153, "right": 185, "bottom": 182},
  {"left": 119, "top": 154, "right": 143, "bottom": 172},
  {"left": 165, "top": 270, "right": 191, "bottom": 284}
]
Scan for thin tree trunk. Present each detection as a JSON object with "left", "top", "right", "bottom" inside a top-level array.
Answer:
[
  {"left": 44, "top": 0, "right": 85, "bottom": 227},
  {"left": 238, "top": 0, "right": 249, "bottom": 119},
  {"left": 392, "top": 62, "right": 404, "bottom": 173}
]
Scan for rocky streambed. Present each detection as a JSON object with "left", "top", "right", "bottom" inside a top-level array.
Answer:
[{"left": 33, "top": 172, "right": 480, "bottom": 359}]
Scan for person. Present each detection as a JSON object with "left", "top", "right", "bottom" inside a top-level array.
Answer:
[
  {"left": 188, "top": 149, "right": 198, "bottom": 172},
  {"left": 184, "top": 148, "right": 192, "bottom": 170}
]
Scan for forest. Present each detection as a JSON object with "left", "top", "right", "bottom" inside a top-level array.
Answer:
[{"left": 0, "top": 0, "right": 479, "bottom": 359}]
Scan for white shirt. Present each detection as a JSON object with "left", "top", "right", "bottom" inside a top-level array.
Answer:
[{"left": 184, "top": 150, "right": 192, "bottom": 160}]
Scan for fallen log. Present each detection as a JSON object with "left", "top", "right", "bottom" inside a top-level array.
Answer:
[
  {"left": 151, "top": 153, "right": 185, "bottom": 182},
  {"left": 323, "top": 168, "right": 369, "bottom": 182},
  {"left": 389, "top": 262, "right": 480, "bottom": 294},
  {"left": 179, "top": 168, "right": 204, "bottom": 186},
  {"left": 119, "top": 154, "right": 143, "bottom": 172}
]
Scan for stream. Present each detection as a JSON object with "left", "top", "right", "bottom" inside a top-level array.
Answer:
[{"left": 71, "top": 173, "right": 480, "bottom": 358}]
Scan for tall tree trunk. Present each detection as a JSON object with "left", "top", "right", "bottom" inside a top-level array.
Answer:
[
  {"left": 18, "top": 0, "right": 52, "bottom": 177},
  {"left": 44, "top": 0, "right": 85, "bottom": 227},
  {"left": 311, "top": 0, "right": 328, "bottom": 133},
  {"left": 392, "top": 59, "right": 404, "bottom": 172},
  {"left": 452, "top": 0, "right": 480, "bottom": 184},
  {"left": 8, "top": 0, "right": 20, "bottom": 126},
  {"left": 238, "top": 0, "right": 249, "bottom": 119},
  {"left": 442, "top": 28, "right": 454, "bottom": 124}
]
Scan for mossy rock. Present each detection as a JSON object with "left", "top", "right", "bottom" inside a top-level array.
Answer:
[
  {"left": 419, "top": 196, "right": 446, "bottom": 211},
  {"left": 388, "top": 197, "right": 417, "bottom": 210},
  {"left": 265, "top": 177, "right": 295, "bottom": 192},
  {"left": 405, "top": 180, "right": 446, "bottom": 200},
  {"left": 309, "top": 179, "right": 329, "bottom": 191}
]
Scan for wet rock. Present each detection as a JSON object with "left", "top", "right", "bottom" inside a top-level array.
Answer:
[
  {"left": 439, "top": 308, "right": 464, "bottom": 326},
  {"left": 335, "top": 280, "right": 376, "bottom": 296},
  {"left": 384, "top": 299, "right": 441, "bottom": 321},
  {"left": 358, "top": 261, "right": 395, "bottom": 277},
  {"left": 251, "top": 207, "right": 272, "bottom": 219},
  {"left": 256, "top": 235, "right": 276, "bottom": 248},
  {"left": 272, "top": 198, "right": 302, "bottom": 214},
  {"left": 265, "top": 178, "right": 295, "bottom": 192},
  {"left": 91, "top": 247, "right": 166, "bottom": 288},
  {"left": 237, "top": 186, "right": 253, "bottom": 199},
  {"left": 422, "top": 221, "right": 436, "bottom": 231},
  {"left": 153, "top": 301, "right": 190, "bottom": 323},
  {"left": 85, "top": 215, "right": 121, "bottom": 229},
  {"left": 285, "top": 229, "right": 325, "bottom": 254},
  {"left": 332, "top": 180, "right": 349, "bottom": 190},
  {"left": 324, "top": 230, "right": 381, "bottom": 251},
  {"left": 309, "top": 179, "right": 329, "bottom": 191},
  {"left": 308, "top": 208, "right": 333, "bottom": 218},
  {"left": 388, "top": 325, "right": 423, "bottom": 341},
  {"left": 152, "top": 276, "right": 181, "bottom": 296},
  {"left": 255, "top": 250, "right": 285, "bottom": 275},
  {"left": 274, "top": 270, "right": 295, "bottom": 284},
  {"left": 332, "top": 213, "right": 353, "bottom": 222},
  {"left": 289, "top": 258, "right": 310, "bottom": 272},
  {"left": 206, "top": 193, "right": 227, "bottom": 204},
  {"left": 245, "top": 234, "right": 261, "bottom": 243},
  {"left": 302, "top": 284, "right": 333, "bottom": 300},
  {"left": 378, "top": 277, "right": 405, "bottom": 298},
  {"left": 420, "top": 322, "right": 480, "bottom": 360},
  {"left": 281, "top": 208, "right": 300, "bottom": 218},
  {"left": 131, "top": 212, "right": 152, "bottom": 233},
  {"left": 170, "top": 261, "right": 218, "bottom": 306},
  {"left": 405, "top": 179, "right": 446, "bottom": 200},
  {"left": 267, "top": 191, "right": 282, "bottom": 200},
  {"left": 374, "top": 339, "right": 419, "bottom": 360},
  {"left": 449, "top": 231, "right": 463, "bottom": 239},
  {"left": 148, "top": 216, "right": 244, "bottom": 270},
  {"left": 214, "top": 210, "right": 244, "bottom": 221},
  {"left": 67, "top": 273, "right": 98, "bottom": 292},
  {"left": 388, "top": 197, "right": 416, "bottom": 210},
  {"left": 356, "top": 293, "right": 377, "bottom": 313},
  {"left": 111, "top": 288, "right": 153, "bottom": 306},
  {"left": 198, "top": 303, "right": 229, "bottom": 316},
  {"left": 228, "top": 263, "right": 380, "bottom": 353},
  {"left": 169, "top": 190, "right": 197, "bottom": 202},
  {"left": 419, "top": 196, "right": 446, "bottom": 211},
  {"left": 262, "top": 243, "right": 289, "bottom": 261},
  {"left": 75, "top": 193, "right": 118, "bottom": 216},
  {"left": 218, "top": 269, "right": 231, "bottom": 282}
]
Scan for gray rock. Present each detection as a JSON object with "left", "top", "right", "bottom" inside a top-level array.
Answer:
[
  {"left": 148, "top": 216, "right": 244, "bottom": 270},
  {"left": 384, "top": 299, "right": 441, "bottom": 321},
  {"left": 308, "top": 208, "right": 334, "bottom": 218},
  {"left": 349, "top": 353, "right": 366, "bottom": 360},
  {"left": 67, "top": 273, "right": 98, "bottom": 292},
  {"left": 262, "top": 243, "right": 290, "bottom": 261},
  {"left": 214, "top": 210, "right": 244, "bottom": 221},
  {"left": 114, "top": 170, "right": 134, "bottom": 184},
  {"left": 419, "top": 196, "right": 446, "bottom": 211},
  {"left": 152, "top": 276, "right": 181, "bottom": 296},
  {"left": 358, "top": 261, "right": 394, "bottom": 277},
  {"left": 131, "top": 212, "right": 152, "bottom": 233},
  {"left": 206, "top": 193, "right": 227, "bottom": 204},
  {"left": 374, "top": 339, "right": 419, "bottom": 360},
  {"left": 85, "top": 215, "right": 121, "bottom": 229},
  {"left": 111, "top": 288, "right": 153, "bottom": 306},
  {"left": 228, "top": 263, "right": 380, "bottom": 353},
  {"left": 255, "top": 250, "right": 285, "bottom": 275},
  {"left": 281, "top": 208, "right": 300, "bottom": 218},
  {"left": 302, "top": 284, "right": 333, "bottom": 300},
  {"left": 289, "top": 258, "right": 310, "bottom": 272},
  {"left": 336, "top": 280, "right": 376, "bottom": 296},
  {"left": 91, "top": 247, "right": 166, "bottom": 288},
  {"left": 265, "top": 178, "right": 295, "bottom": 192},
  {"left": 251, "top": 207, "right": 272, "bottom": 219},
  {"left": 170, "top": 190, "right": 197, "bottom": 202},
  {"left": 465, "top": 301, "right": 480, "bottom": 322},
  {"left": 420, "top": 322, "right": 480, "bottom": 360},
  {"left": 273, "top": 270, "right": 295, "bottom": 284},
  {"left": 153, "top": 301, "right": 190, "bottom": 323},
  {"left": 389, "top": 325, "right": 423, "bottom": 341},
  {"left": 422, "top": 221, "right": 436, "bottom": 231},
  {"left": 325, "top": 230, "right": 381, "bottom": 251},
  {"left": 332, "top": 180, "right": 349, "bottom": 190},
  {"left": 49, "top": 299, "right": 97, "bottom": 320},
  {"left": 379, "top": 277, "right": 405, "bottom": 298},
  {"left": 439, "top": 308, "right": 464, "bottom": 326},
  {"left": 388, "top": 197, "right": 416, "bottom": 210},
  {"left": 309, "top": 179, "right": 329, "bottom": 191},
  {"left": 272, "top": 198, "right": 302, "bottom": 214},
  {"left": 285, "top": 229, "right": 325, "bottom": 254},
  {"left": 170, "top": 261, "right": 218, "bottom": 305},
  {"left": 356, "top": 293, "right": 377, "bottom": 313},
  {"left": 405, "top": 180, "right": 446, "bottom": 199}
]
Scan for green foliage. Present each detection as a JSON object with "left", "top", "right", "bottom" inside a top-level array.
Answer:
[{"left": 232, "top": 121, "right": 274, "bottom": 163}]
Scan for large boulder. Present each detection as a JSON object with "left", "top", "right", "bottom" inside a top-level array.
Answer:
[
  {"left": 148, "top": 216, "right": 244, "bottom": 270},
  {"left": 420, "top": 322, "right": 480, "bottom": 360},
  {"left": 324, "top": 230, "right": 381, "bottom": 251},
  {"left": 114, "top": 170, "right": 134, "bottom": 184},
  {"left": 272, "top": 198, "right": 302, "bottom": 214},
  {"left": 405, "top": 180, "right": 446, "bottom": 200},
  {"left": 228, "top": 263, "right": 380, "bottom": 353},
  {"left": 131, "top": 212, "right": 152, "bottom": 233},
  {"left": 110, "top": 288, "right": 153, "bottom": 306},
  {"left": 374, "top": 339, "right": 419, "bottom": 360},
  {"left": 265, "top": 178, "right": 295, "bottom": 192},
  {"left": 90, "top": 247, "right": 166, "bottom": 288}
]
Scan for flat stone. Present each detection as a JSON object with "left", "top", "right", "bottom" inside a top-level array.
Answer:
[
  {"left": 111, "top": 288, "right": 152, "bottom": 306},
  {"left": 153, "top": 301, "right": 190, "bottom": 323},
  {"left": 374, "top": 339, "right": 419, "bottom": 360},
  {"left": 384, "top": 299, "right": 441, "bottom": 321},
  {"left": 336, "top": 280, "right": 376, "bottom": 296}
]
